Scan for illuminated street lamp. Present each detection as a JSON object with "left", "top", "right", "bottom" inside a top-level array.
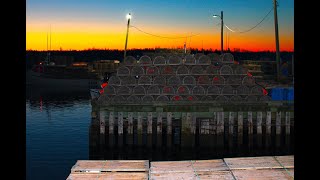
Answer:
[
  {"left": 213, "top": 11, "right": 223, "bottom": 54},
  {"left": 124, "top": 13, "right": 131, "bottom": 59}
]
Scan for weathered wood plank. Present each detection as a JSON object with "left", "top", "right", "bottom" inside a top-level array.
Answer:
[
  {"left": 232, "top": 169, "right": 293, "bottom": 180},
  {"left": 229, "top": 112, "right": 234, "bottom": 135},
  {"left": 118, "top": 112, "right": 123, "bottom": 135},
  {"left": 147, "top": 112, "right": 153, "bottom": 134},
  {"left": 257, "top": 111, "right": 262, "bottom": 134},
  {"left": 72, "top": 160, "right": 149, "bottom": 173},
  {"left": 167, "top": 112, "right": 172, "bottom": 135},
  {"left": 99, "top": 111, "right": 105, "bottom": 134},
  {"left": 285, "top": 112, "right": 290, "bottom": 135},
  {"left": 67, "top": 172, "right": 148, "bottom": 180},
  {"left": 266, "top": 111, "right": 271, "bottom": 134},
  {"left": 109, "top": 112, "right": 114, "bottom": 134},
  {"left": 157, "top": 112, "right": 163, "bottom": 134},
  {"left": 128, "top": 112, "right": 133, "bottom": 134},
  {"left": 276, "top": 112, "right": 281, "bottom": 135},
  {"left": 217, "top": 112, "right": 224, "bottom": 134},
  {"left": 224, "top": 156, "right": 286, "bottom": 170}
]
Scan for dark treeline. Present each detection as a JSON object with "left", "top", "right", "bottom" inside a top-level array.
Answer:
[{"left": 26, "top": 48, "right": 293, "bottom": 68}]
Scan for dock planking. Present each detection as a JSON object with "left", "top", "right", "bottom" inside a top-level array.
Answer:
[{"left": 68, "top": 156, "right": 293, "bottom": 180}]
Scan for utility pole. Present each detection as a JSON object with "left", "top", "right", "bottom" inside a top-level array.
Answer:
[
  {"left": 213, "top": 11, "right": 223, "bottom": 54},
  {"left": 221, "top": 11, "right": 224, "bottom": 55},
  {"left": 273, "top": 0, "right": 281, "bottom": 81},
  {"left": 124, "top": 13, "right": 131, "bottom": 60}
]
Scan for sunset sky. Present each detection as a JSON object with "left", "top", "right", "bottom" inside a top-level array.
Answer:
[{"left": 26, "top": 0, "right": 294, "bottom": 52}]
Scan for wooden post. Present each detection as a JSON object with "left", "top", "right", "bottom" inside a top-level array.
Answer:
[
  {"left": 285, "top": 112, "right": 290, "bottom": 135},
  {"left": 99, "top": 111, "right": 105, "bottom": 134},
  {"left": 166, "top": 112, "right": 172, "bottom": 147},
  {"left": 276, "top": 112, "right": 281, "bottom": 135},
  {"left": 167, "top": 112, "right": 172, "bottom": 135},
  {"left": 128, "top": 112, "right": 133, "bottom": 134},
  {"left": 191, "top": 113, "right": 196, "bottom": 134},
  {"left": 137, "top": 112, "right": 143, "bottom": 145},
  {"left": 257, "top": 112, "right": 262, "bottom": 134},
  {"left": 157, "top": 112, "right": 163, "bottom": 134},
  {"left": 217, "top": 112, "right": 224, "bottom": 135},
  {"left": 229, "top": 112, "right": 234, "bottom": 135},
  {"left": 248, "top": 111, "right": 253, "bottom": 135},
  {"left": 212, "top": 112, "right": 217, "bottom": 135},
  {"left": 266, "top": 111, "right": 271, "bottom": 135},
  {"left": 137, "top": 112, "right": 143, "bottom": 134},
  {"left": 109, "top": 112, "right": 114, "bottom": 134},
  {"left": 147, "top": 112, "right": 153, "bottom": 134},
  {"left": 238, "top": 112, "right": 243, "bottom": 144},
  {"left": 118, "top": 112, "right": 123, "bottom": 135},
  {"left": 238, "top": 112, "right": 243, "bottom": 136}
]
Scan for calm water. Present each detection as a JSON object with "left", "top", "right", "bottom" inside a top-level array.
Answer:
[{"left": 26, "top": 87, "right": 294, "bottom": 180}]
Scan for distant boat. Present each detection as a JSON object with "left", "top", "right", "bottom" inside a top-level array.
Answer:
[{"left": 26, "top": 62, "right": 101, "bottom": 92}]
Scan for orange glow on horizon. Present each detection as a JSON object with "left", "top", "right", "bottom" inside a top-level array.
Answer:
[{"left": 27, "top": 22, "right": 294, "bottom": 52}]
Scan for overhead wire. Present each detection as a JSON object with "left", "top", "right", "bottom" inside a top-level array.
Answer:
[{"left": 224, "top": 7, "right": 274, "bottom": 34}]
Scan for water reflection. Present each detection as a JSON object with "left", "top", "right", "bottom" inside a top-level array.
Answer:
[{"left": 89, "top": 111, "right": 294, "bottom": 161}]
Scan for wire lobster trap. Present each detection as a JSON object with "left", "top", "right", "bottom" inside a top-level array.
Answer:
[
  {"left": 221, "top": 85, "right": 235, "bottom": 95},
  {"left": 220, "top": 65, "right": 233, "bottom": 75},
  {"left": 212, "top": 76, "right": 225, "bottom": 85},
  {"left": 117, "top": 86, "right": 132, "bottom": 95},
  {"left": 153, "top": 76, "right": 166, "bottom": 86},
  {"left": 108, "top": 76, "right": 121, "bottom": 86},
  {"left": 167, "top": 76, "right": 181, "bottom": 86},
  {"left": 236, "top": 85, "right": 250, "bottom": 95},
  {"left": 197, "top": 75, "right": 211, "bottom": 85},
  {"left": 168, "top": 55, "right": 182, "bottom": 65},
  {"left": 160, "top": 66, "right": 175, "bottom": 75},
  {"left": 155, "top": 95, "right": 170, "bottom": 102},
  {"left": 103, "top": 85, "right": 116, "bottom": 95},
  {"left": 132, "top": 86, "right": 146, "bottom": 95},
  {"left": 191, "top": 66, "right": 204, "bottom": 75},
  {"left": 184, "top": 54, "right": 196, "bottom": 65},
  {"left": 206, "top": 65, "right": 219, "bottom": 75},
  {"left": 242, "top": 76, "right": 256, "bottom": 86},
  {"left": 142, "top": 95, "right": 154, "bottom": 103},
  {"left": 192, "top": 86, "right": 206, "bottom": 95},
  {"left": 226, "top": 76, "right": 242, "bottom": 85},
  {"left": 120, "top": 76, "right": 137, "bottom": 86},
  {"left": 147, "top": 85, "right": 161, "bottom": 95},
  {"left": 131, "top": 66, "right": 145, "bottom": 76},
  {"left": 162, "top": 86, "right": 175, "bottom": 95},
  {"left": 182, "top": 76, "right": 196, "bottom": 85},
  {"left": 138, "top": 76, "right": 152, "bottom": 85},
  {"left": 176, "top": 85, "right": 190, "bottom": 95},
  {"left": 197, "top": 55, "right": 211, "bottom": 65},
  {"left": 127, "top": 95, "right": 141, "bottom": 104},
  {"left": 146, "top": 66, "right": 160, "bottom": 76},
  {"left": 176, "top": 65, "right": 189, "bottom": 75},
  {"left": 139, "top": 55, "right": 152, "bottom": 66},
  {"left": 123, "top": 56, "right": 137, "bottom": 66},
  {"left": 207, "top": 86, "right": 221, "bottom": 95}
]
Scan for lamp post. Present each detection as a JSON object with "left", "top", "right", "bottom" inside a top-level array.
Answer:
[
  {"left": 213, "top": 11, "right": 223, "bottom": 54},
  {"left": 124, "top": 13, "right": 131, "bottom": 60}
]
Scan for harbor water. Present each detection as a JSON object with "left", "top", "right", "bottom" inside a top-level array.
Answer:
[{"left": 26, "top": 87, "right": 294, "bottom": 180}]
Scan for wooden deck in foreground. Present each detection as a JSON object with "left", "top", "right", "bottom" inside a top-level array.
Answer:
[{"left": 67, "top": 155, "right": 293, "bottom": 180}]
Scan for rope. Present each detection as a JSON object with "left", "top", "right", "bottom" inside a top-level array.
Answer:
[
  {"left": 273, "top": 156, "right": 294, "bottom": 179},
  {"left": 190, "top": 160, "right": 200, "bottom": 180},
  {"left": 130, "top": 25, "right": 200, "bottom": 39},
  {"left": 222, "top": 159, "right": 238, "bottom": 180}
]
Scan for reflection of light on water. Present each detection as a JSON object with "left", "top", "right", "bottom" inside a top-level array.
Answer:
[{"left": 40, "top": 96, "right": 42, "bottom": 112}]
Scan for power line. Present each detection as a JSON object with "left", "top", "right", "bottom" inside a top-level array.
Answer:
[
  {"left": 224, "top": 7, "right": 273, "bottom": 34},
  {"left": 130, "top": 25, "right": 200, "bottom": 39}
]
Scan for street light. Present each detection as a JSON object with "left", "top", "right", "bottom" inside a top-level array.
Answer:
[
  {"left": 124, "top": 13, "right": 131, "bottom": 60},
  {"left": 213, "top": 11, "right": 223, "bottom": 54}
]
